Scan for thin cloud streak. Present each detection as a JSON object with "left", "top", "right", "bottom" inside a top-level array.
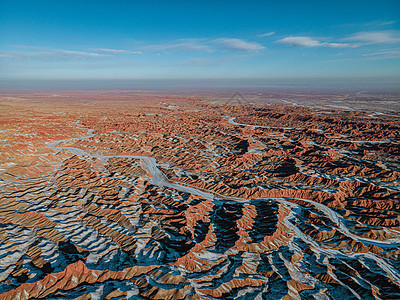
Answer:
[
  {"left": 93, "top": 48, "right": 143, "bottom": 54},
  {"left": 363, "top": 49, "right": 400, "bottom": 56},
  {"left": 257, "top": 31, "right": 275, "bottom": 37},
  {"left": 335, "top": 20, "right": 397, "bottom": 29},
  {"left": 277, "top": 36, "right": 353, "bottom": 48},
  {"left": 143, "top": 38, "right": 265, "bottom": 52},
  {"left": 143, "top": 39, "right": 213, "bottom": 53},
  {"left": 362, "top": 49, "right": 400, "bottom": 59},
  {"left": 345, "top": 31, "right": 400, "bottom": 44},
  {"left": 55, "top": 50, "right": 111, "bottom": 57},
  {"left": 278, "top": 36, "right": 322, "bottom": 47},
  {"left": 213, "top": 38, "right": 265, "bottom": 51},
  {"left": 0, "top": 49, "right": 112, "bottom": 60},
  {"left": 322, "top": 49, "right": 400, "bottom": 62}
]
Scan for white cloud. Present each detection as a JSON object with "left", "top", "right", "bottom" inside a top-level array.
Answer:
[
  {"left": 214, "top": 38, "right": 265, "bottom": 51},
  {"left": 338, "top": 20, "right": 397, "bottom": 29},
  {"left": 93, "top": 48, "right": 143, "bottom": 54},
  {"left": 362, "top": 49, "right": 400, "bottom": 59},
  {"left": 376, "top": 20, "right": 397, "bottom": 26},
  {"left": 345, "top": 31, "right": 400, "bottom": 44},
  {"left": 363, "top": 49, "right": 400, "bottom": 56},
  {"left": 144, "top": 39, "right": 213, "bottom": 52},
  {"left": 0, "top": 49, "right": 112, "bottom": 60},
  {"left": 278, "top": 36, "right": 322, "bottom": 47},
  {"left": 144, "top": 38, "right": 264, "bottom": 52},
  {"left": 54, "top": 50, "right": 111, "bottom": 58},
  {"left": 277, "top": 36, "right": 353, "bottom": 48},
  {"left": 326, "top": 42, "right": 353, "bottom": 48},
  {"left": 257, "top": 31, "right": 275, "bottom": 38}
]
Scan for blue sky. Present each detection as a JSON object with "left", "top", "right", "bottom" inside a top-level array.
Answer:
[{"left": 1, "top": 0, "right": 400, "bottom": 81}]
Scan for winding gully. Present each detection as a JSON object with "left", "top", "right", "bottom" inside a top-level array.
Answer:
[{"left": 44, "top": 118, "right": 400, "bottom": 286}]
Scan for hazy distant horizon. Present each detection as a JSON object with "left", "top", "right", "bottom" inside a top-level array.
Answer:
[{"left": 1, "top": 76, "right": 400, "bottom": 94}]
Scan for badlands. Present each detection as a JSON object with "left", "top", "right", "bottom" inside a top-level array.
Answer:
[{"left": 0, "top": 91, "right": 399, "bottom": 299}]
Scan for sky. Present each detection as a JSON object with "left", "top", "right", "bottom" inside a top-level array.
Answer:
[{"left": 1, "top": 0, "right": 400, "bottom": 87}]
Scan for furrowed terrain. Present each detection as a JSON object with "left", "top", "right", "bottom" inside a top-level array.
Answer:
[{"left": 0, "top": 91, "right": 399, "bottom": 299}]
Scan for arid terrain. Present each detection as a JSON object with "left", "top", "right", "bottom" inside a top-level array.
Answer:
[{"left": 0, "top": 91, "right": 399, "bottom": 299}]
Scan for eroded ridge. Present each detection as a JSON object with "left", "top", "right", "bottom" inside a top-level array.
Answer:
[{"left": 0, "top": 92, "right": 399, "bottom": 299}]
